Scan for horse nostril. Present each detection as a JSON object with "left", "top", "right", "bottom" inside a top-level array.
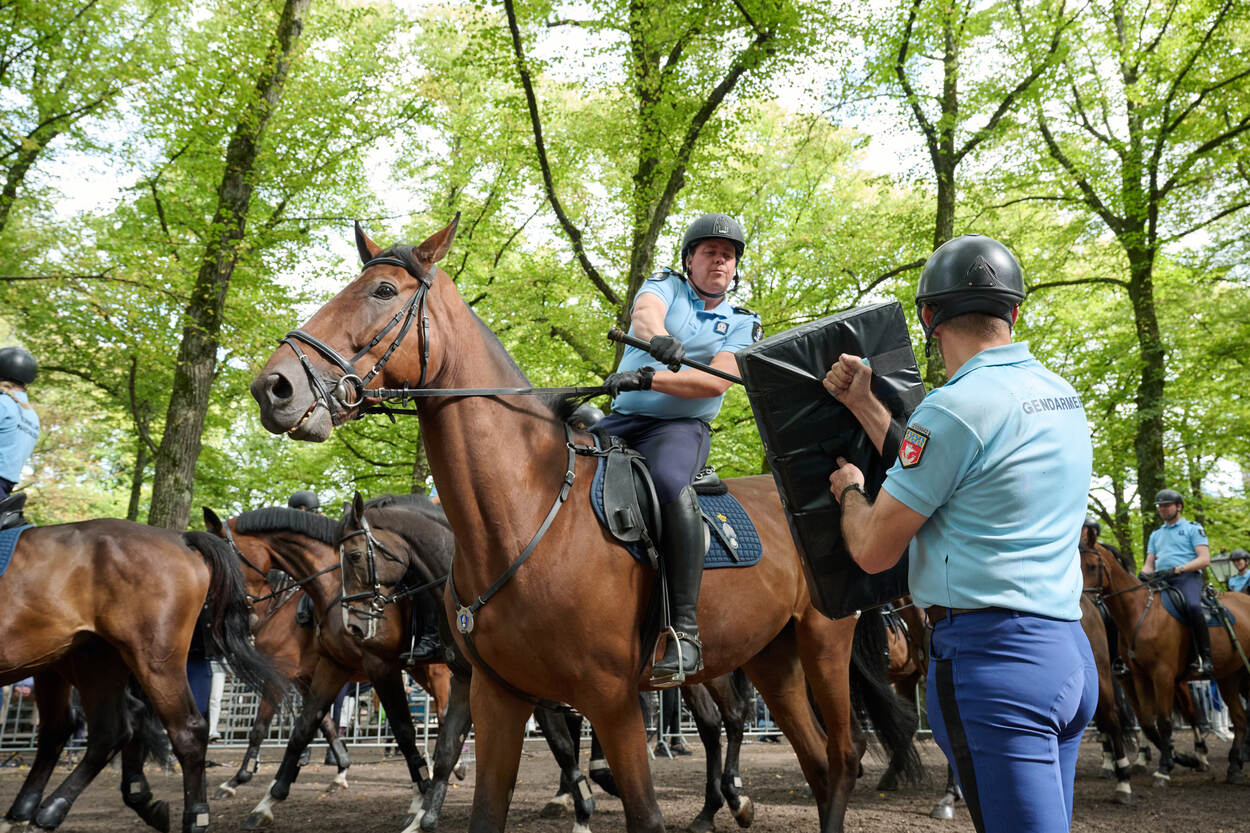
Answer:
[
  {"left": 346, "top": 623, "right": 363, "bottom": 639},
  {"left": 267, "top": 372, "right": 293, "bottom": 404}
]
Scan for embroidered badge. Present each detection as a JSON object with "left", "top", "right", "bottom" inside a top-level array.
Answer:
[
  {"left": 899, "top": 425, "right": 930, "bottom": 468},
  {"left": 715, "top": 320, "right": 729, "bottom": 335},
  {"left": 751, "top": 321, "right": 763, "bottom": 342}
]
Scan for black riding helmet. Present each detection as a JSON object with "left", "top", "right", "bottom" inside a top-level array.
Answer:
[
  {"left": 288, "top": 490, "right": 321, "bottom": 511},
  {"left": 1154, "top": 488, "right": 1184, "bottom": 506},
  {"left": 1231, "top": 548, "right": 1250, "bottom": 563},
  {"left": 0, "top": 346, "right": 37, "bottom": 385},
  {"left": 567, "top": 403, "right": 604, "bottom": 430},
  {"left": 680, "top": 213, "right": 746, "bottom": 297},
  {"left": 1083, "top": 516, "right": 1101, "bottom": 536},
  {"left": 916, "top": 235, "right": 1025, "bottom": 346}
]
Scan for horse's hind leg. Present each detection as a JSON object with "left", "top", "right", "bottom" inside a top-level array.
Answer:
[
  {"left": 415, "top": 670, "right": 472, "bottom": 833},
  {"left": 214, "top": 693, "right": 279, "bottom": 799},
  {"left": 31, "top": 666, "right": 134, "bottom": 831},
  {"left": 712, "top": 673, "right": 753, "bottom": 828},
  {"left": 683, "top": 682, "right": 726, "bottom": 833},
  {"left": 587, "top": 728, "right": 619, "bottom": 797},
  {"left": 130, "top": 669, "right": 208, "bottom": 833},
  {"left": 3, "top": 674, "right": 73, "bottom": 830},
  {"left": 120, "top": 716, "right": 171, "bottom": 833},
  {"left": 1218, "top": 675, "right": 1246, "bottom": 784},
  {"left": 370, "top": 667, "right": 431, "bottom": 827}
]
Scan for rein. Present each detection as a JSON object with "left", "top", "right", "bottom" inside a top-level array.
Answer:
[{"left": 222, "top": 520, "right": 342, "bottom": 605}]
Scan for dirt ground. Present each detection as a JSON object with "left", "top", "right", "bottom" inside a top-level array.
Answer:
[{"left": 1, "top": 733, "right": 1245, "bottom": 833}]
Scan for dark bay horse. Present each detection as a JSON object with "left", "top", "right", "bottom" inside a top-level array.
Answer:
[
  {"left": 202, "top": 506, "right": 456, "bottom": 833},
  {"left": 212, "top": 571, "right": 355, "bottom": 800},
  {"left": 0, "top": 523, "right": 284, "bottom": 833},
  {"left": 251, "top": 217, "right": 918, "bottom": 833},
  {"left": 1080, "top": 539, "right": 1250, "bottom": 785},
  {"left": 337, "top": 492, "right": 769, "bottom": 833}
]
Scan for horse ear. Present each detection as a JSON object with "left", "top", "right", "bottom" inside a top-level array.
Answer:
[
  {"left": 352, "top": 491, "right": 366, "bottom": 523},
  {"left": 355, "top": 220, "right": 381, "bottom": 265},
  {"left": 416, "top": 213, "right": 460, "bottom": 266},
  {"left": 203, "top": 506, "right": 223, "bottom": 534}
]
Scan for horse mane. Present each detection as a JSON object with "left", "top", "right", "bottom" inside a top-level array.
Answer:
[
  {"left": 1102, "top": 541, "right": 1135, "bottom": 572},
  {"left": 346, "top": 492, "right": 455, "bottom": 577},
  {"left": 234, "top": 507, "right": 340, "bottom": 546}
]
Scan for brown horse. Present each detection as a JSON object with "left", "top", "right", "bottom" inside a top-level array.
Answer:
[
  {"left": 251, "top": 217, "right": 918, "bottom": 833},
  {"left": 202, "top": 506, "right": 456, "bottom": 833},
  {"left": 211, "top": 571, "right": 353, "bottom": 800},
  {"left": 1080, "top": 538, "right": 1250, "bottom": 785},
  {"left": 0, "top": 523, "right": 284, "bottom": 833}
]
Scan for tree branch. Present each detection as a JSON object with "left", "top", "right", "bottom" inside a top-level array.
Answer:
[{"left": 128, "top": 355, "right": 158, "bottom": 455}]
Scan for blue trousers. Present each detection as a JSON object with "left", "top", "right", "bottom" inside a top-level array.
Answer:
[
  {"left": 927, "top": 610, "right": 1097, "bottom": 833},
  {"left": 1164, "top": 570, "right": 1205, "bottom": 627},
  {"left": 596, "top": 413, "right": 710, "bottom": 503}
]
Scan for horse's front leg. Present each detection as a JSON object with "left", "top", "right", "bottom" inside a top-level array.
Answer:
[
  {"left": 467, "top": 671, "right": 541, "bottom": 833},
  {"left": 416, "top": 670, "right": 473, "bottom": 832},
  {"left": 367, "top": 662, "right": 431, "bottom": 831},
  {"left": 683, "top": 683, "right": 725, "bottom": 833},
  {"left": 581, "top": 690, "right": 666, "bottom": 833}
]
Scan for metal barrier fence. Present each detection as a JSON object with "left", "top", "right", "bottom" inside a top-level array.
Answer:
[{"left": 1, "top": 670, "right": 798, "bottom": 762}]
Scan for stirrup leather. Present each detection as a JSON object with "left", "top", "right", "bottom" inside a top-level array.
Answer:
[{"left": 650, "top": 626, "right": 703, "bottom": 689}]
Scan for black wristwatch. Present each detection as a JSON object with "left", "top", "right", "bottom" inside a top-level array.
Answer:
[{"left": 839, "top": 483, "right": 867, "bottom": 505}]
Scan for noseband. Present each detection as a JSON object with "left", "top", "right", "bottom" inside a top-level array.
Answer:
[
  {"left": 338, "top": 513, "right": 444, "bottom": 640},
  {"left": 281, "top": 251, "right": 434, "bottom": 426}
]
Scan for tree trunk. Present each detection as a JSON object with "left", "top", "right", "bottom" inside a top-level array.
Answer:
[
  {"left": 1110, "top": 469, "right": 1135, "bottom": 569},
  {"left": 147, "top": 0, "right": 312, "bottom": 530},
  {"left": 1126, "top": 249, "right": 1165, "bottom": 555},
  {"left": 126, "top": 442, "right": 149, "bottom": 523},
  {"left": 410, "top": 439, "right": 431, "bottom": 495}
]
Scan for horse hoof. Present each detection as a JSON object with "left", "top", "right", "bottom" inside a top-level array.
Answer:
[
  {"left": 242, "top": 812, "right": 272, "bottom": 831},
  {"left": 326, "top": 772, "right": 349, "bottom": 794},
  {"left": 1226, "top": 772, "right": 1245, "bottom": 785},
  {"left": 929, "top": 804, "right": 956, "bottom": 821},
  {"left": 540, "top": 794, "right": 572, "bottom": 818},
  {"left": 212, "top": 783, "right": 236, "bottom": 800},
  {"left": 1098, "top": 768, "right": 1114, "bottom": 780},
  {"left": 453, "top": 761, "right": 467, "bottom": 781},
  {"left": 875, "top": 774, "right": 899, "bottom": 791},
  {"left": 1114, "top": 791, "right": 1133, "bottom": 805},
  {"left": 1151, "top": 773, "right": 1170, "bottom": 788},
  {"left": 732, "top": 796, "right": 754, "bottom": 828},
  {"left": 686, "top": 818, "right": 714, "bottom": 833}
]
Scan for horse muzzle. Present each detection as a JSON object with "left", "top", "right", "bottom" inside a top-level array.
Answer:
[{"left": 250, "top": 363, "right": 335, "bottom": 441}]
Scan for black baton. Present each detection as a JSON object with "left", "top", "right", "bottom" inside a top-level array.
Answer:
[{"left": 607, "top": 328, "right": 744, "bottom": 385}]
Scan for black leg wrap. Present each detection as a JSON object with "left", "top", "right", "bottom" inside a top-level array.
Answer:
[
  {"left": 407, "top": 752, "right": 431, "bottom": 792},
  {"left": 329, "top": 736, "right": 350, "bottom": 769},
  {"left": 122, "top": 775, "right": 154, "bottom": 810},
  {"left": 571, "top": 774, "right": 595, "bottom": 817},
  {"left": 183, "top": 802, "right": 210, "bottom": 833},
  {"left": 243, "top": 745, "right": 260, "bottom": 773},
  {"left": 9, "top": 789, "right": 41, "bottom": 821},
  {"left": 34, "top": 797, "right": 71, "bottom": 830}
]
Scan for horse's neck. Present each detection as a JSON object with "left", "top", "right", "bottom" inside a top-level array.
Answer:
[
  {"left": 273, "top": 537, "right": 339, "bottom": 612},
  {"left": 1101, "top": 555, "right": 1151, "bottom": 627},
  {"left": 416, "top": 307, "right": 572, "bottom": 582}
]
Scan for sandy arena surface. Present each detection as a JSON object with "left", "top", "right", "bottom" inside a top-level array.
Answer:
[{"left": 2, "top": 733, "right": 1245, "bottom": 832}]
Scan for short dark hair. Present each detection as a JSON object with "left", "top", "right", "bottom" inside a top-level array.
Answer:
[{"left": 931, "top": 310, "right": 1009, "bottom": 340}]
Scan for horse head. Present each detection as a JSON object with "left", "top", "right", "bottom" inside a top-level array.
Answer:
[
  {"left": 336, "top": 491, "right": 452, "bottom": 646},
  {"left": 251, "top": 217, "right": 460, "bottom": 441}
]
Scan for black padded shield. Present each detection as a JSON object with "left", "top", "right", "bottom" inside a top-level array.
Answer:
[{"left": 735, "top": 301, "right": 925, "bottom": 619}]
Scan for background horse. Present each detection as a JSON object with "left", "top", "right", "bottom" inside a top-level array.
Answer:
[
  {"left": 1080, "top": 539, "right": 1250, "bottom": 786},
  {"left": 251, "top": 218, "right": 920, "bottom": 833},
  {"left": 203, "top": 506, "right": 455, "bottom": 833},
  {"left": 212, "top": 570, "right": 354, "bottom": 800},
  {"left": 0, "top": 523, "right": 283, "bottom": 833},
  {"left": 338, "top": 493, "right": 768, "bottom": 833}
]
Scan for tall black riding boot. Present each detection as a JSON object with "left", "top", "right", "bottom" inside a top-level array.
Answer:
[
  {"left": 1190, "top": 615, "right": 1215, "bottom": 677},
  {"left": 651, "top": 486, "right": 705, "bottom": 688},
  {"left": 401, "top": 593, "right": 441, "bottom": 665}
]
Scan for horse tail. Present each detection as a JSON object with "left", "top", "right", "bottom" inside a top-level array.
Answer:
[
  {"left": 126, "top": 679, "right": 171, "bottom": 764},
  {"left": 850, "top": 607, "right": 924, "bottom": 784},
  {"left": 183, "top": 530, "right": 287, "bottom": 703}
]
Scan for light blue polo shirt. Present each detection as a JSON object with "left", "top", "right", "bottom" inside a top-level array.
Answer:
[
  {"left": 612, "top": 270, "right": 761, "bottom": 423},
  {"left": 0, "top": 390, "right": 39, "bottom": 483},
  {"left": 1148, "top": 519, "right": 1207, "bottom": 571},
  {"left": 1229, "top": 572, "right": 1250, "bottom": 593},
  {"left": 881, "top": 342, "right": 1092, "bottom": 621}
]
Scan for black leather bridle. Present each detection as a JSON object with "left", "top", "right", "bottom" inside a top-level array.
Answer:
[
  {"left": 280, "top": 251, "right": 434, "bottom": 427},
  {"left": 337, "top": 513, "right": 445, "bottom": 640}
]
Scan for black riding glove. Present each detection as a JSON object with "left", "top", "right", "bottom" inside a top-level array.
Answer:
[
  {"left": 647, "top": 335, "right": 686, "bottom": 372},
  {"left": 603, "top": 366, "right": 654, "bottom": 397}
]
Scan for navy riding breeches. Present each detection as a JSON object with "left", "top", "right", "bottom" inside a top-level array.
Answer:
[
  {"left": 1165, "top": 570, "right": 1205, "bottom": 628},
  {"left": 596, "top": 413, "right": 710, "bottom": 504},
  {"left": 927, "top": 609, "right": 1097, "bottom": 833}
]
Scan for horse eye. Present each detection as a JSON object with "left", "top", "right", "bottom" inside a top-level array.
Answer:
[{"left": 372, "top": 283, "right": 397, "bottom": 300}]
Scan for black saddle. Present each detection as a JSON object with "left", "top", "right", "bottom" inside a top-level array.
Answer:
[
  {"left": 0, "top": 492, "right": 27, "bottom": 531},
  {"left": 692, "top": 465, "right": 727, "bottom": 495}
]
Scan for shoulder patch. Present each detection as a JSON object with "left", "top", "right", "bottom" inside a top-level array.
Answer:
[
  {"left": 1196, "top": 524, "right": 1206, "bottom": 537},
  {"left": 751, "top": 321, "right": 763, "bottom": 342},
  {"left": 899, "top": 425, "right": 930, "bottom": 468}
]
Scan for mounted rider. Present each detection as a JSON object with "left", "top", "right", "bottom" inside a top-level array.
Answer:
[
  {"left": 1144, "top": 488, "right": 1214, "bottom": 676},
  {"left": 0, "top": 346, "right": 38, "bottom": 500},
  {"left": 1229, "top": 549, "right": 1250, "bottom": 593},
  {"left": 598, "top": 213, "right": 762, "bottom": 687},
  {"left": 1083, "top": 516, "right": 1131, "bottom": 676},
  {"left": 287, "top": 490, "right": 322, "bottom": 513}
]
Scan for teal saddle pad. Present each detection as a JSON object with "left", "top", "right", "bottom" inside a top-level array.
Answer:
[
  {"left": 0, "top": 524, "right": 32, "bottom": 580},
  {"left": 1160, "top": 586, "right": 1235, "bottom": 627},
  {"left": 589, "top": 449, "right": 762, "bottom": 569}
]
